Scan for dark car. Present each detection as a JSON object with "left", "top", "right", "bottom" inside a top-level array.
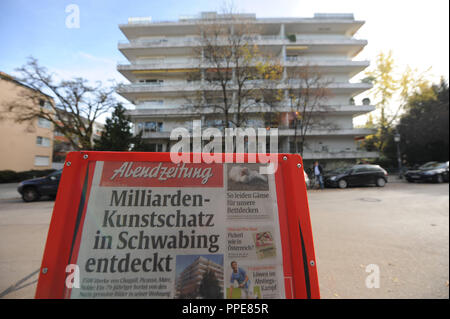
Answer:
[
  {"left": 17, "top": 170, "right": 62, "bottom": 202},
  {"left": 404, "top": 161, "right": 449, "bottom": 183},
  {"left": 324, "top": 164, "right": 388, "bottom": 189}
]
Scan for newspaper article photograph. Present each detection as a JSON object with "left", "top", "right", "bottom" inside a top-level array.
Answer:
[
  {"left": 175, "top": 254, "right": 224, "bottom": 299},
  {"left": 227, "top": 164, "right": 269, "bottom": 191}
]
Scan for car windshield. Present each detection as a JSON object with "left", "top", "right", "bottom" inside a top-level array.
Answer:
[
  {"left": 47, "top": 170, "right": 62, "bottom": 178},
  {"left": 423, "top": 162, "right": 448, "bottom": 170},
  {"left": 418, "top": 162, "right": 438, "bottom": 169},
  {"left": 329, "top": 167, "right": 352, "bottom": 174}
]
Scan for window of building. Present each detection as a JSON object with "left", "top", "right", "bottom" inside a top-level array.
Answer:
[
  {"left": 289, "top": 141, "right": 303, "bottom": 153},
  {"left": 142, "top": 100, "right": 164, "bottom": 107},
  {"left": 205, "top": 119, "right": 225, "bottom": 127},
  {"left": 144, "top": 121, "right": 163, "bottom": 132},
  {"left": 138, "top": 79, "right": 164, "bottom": 85},
  {"left": 36, "top": 136, "right": 51, "bottom": 147},
  {"left": 37, "top": 117, "right": 52, "bottom": 129},
  {"left": 39, "top": 99, "right": 53, "bottom": 110},
  {"left": 34, "top": 156, "right": 50, "bottom": 167},
  {"left": 147, "top": 144, "right": 163, "bottom": 152},
  {"left": 54, "top": 129, "right": 64, "bottom": 137},
  {"left": 286, "top": 55, "right": 299, "bottom": 61},
  {"left": 263, "top": 113, "right": 279, "bottom": 128},
  {"left": 288, "top": 120, "right": 302, "bottom": 129}
]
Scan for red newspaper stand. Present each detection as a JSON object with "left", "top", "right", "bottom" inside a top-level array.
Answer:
[{"left": 35, "top": 152, "right": 319, "bottom": 299}]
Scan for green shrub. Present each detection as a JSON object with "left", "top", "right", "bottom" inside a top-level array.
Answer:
[
  {"left": 0, "top": 169, "right": 56, "bottom": 183},
  {"left": 286, "top": 34, "right": 296, "bottom": 42},
  {"left": 0, "top": 170, "right": 18, "bottom": 183}
]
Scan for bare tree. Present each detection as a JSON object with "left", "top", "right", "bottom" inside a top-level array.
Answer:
[
  {"left": 5, "top": 57, "right": 116, "bottom": 150},
  {"left": 254, "top": 56, "right": 284, "bottom": 129},
  {"left": 286, "top": 65, "right": 331, "bottom": 155},
  {"left": 185, "top": 11, "right": 282, "bottom": 130}
]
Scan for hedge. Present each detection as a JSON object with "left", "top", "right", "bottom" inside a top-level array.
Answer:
[{"left": 0, "top": 169, "right": 56, "bottom": 183}]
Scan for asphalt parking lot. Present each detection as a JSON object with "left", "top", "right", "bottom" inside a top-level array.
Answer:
[{"left": 0, "top": 180, "right": 448, "bottom": 299}]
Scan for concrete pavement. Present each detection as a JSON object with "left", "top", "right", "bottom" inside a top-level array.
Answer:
[
  {"left": 0, "top": 197, "right": 53, "bottom": 298},
  {"left": 0, "top": 183, "right": 21, "bottom": 200},
  {"left": 308, "top": 183, "right": 449, "bottom": 298},
  {"left": 0, "top": 181, "right": 448, "bottom": 299}
]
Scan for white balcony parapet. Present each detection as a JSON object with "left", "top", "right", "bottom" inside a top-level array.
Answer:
[
  {"left": 313, "top": 13, "right": 354, "bottom": 20},
  {"left": 302, "top": 150, "right": 378, "bottom": 160},
  {"left": 140, "top": 131, "right": 171, "bottom": 139},
  {"left": 122, "top": 12, "right": 358, "bottom": 26},
  {"left": 128, "top": 17, "right": 152, "bottom": 24},
  {"left": 278, "top": 128, "right": 375, "bottom": 137},
  {"left": 136, "top": 127, "right": 374, "bottom": 139},
  {"left": 126, "top": 104, "right": 375, "bottom": 117},
  {"left": 117, "top": 59, "right": 369, "bottom": 70},
  {"left": 118, "top": 36, "right": 367, "bottom": 49},
  {"left": 117, "top": 81, "right": 372, "bottom": 94}
]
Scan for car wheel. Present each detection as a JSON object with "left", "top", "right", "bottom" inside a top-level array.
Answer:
[
  {"left": 406, "top": 178, "right": 413, "bottom": 183},
  {"left": 22, "top": 187, "right": 40, "bottom": 202},
  {"left": 338, "top": 179, "right": 348, "bottom": 189},
  {"left": 436, "top": 175, "right": 443, "bottom": 183},
  {"left": 376, "top": 178, "right": 386, "bottom": 187}
]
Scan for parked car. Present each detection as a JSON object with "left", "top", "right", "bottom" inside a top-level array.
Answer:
[
  {"left": 324, "top": 164, "right": 388, "bottom": 189},
  {"left": 404, "top": 161, "right": 449, "bottom": 183},
  {"left": 17, "top": 170, "right": 62, "bottom": 202}
]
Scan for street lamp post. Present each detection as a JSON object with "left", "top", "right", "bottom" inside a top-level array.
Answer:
[{"left": 394, "top": 132, "right": 402, "bottom": 179}]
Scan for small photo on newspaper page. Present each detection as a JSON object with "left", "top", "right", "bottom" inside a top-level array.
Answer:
[
  {"left": 225, "top": 261, "right": 280, "bottom": 299},
  {"left": 174, "top": 254, "right": 224, "bottom": 299},
  {"left": 227, "top": 163, "right": 269, "bottom": 191},
  {"left": 226, "top": 163, "right": 275, "bottom": 220},
  {"left": 227, "top": 226, "right": 277, "bottom": 260}
]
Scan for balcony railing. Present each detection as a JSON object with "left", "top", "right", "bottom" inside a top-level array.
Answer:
[
  {"left": 126, "top": 104, "right": 374, "bottom": 117},
  {"left": 117, "top": 59, "right": 199, "bottom": 69},
  {"left": 136, "top": 127, "right": 375, "bottom": 139},
  {"left": 118, "top": 35, "right": 367, "bottom": 48},
  {"left": 302, "top": 150, "right": 379, "bottom": 160},
  {"left": 117, "top": 81, "right": 372, "bottom": 94},
  {"left": 277, "top": 128, "right": 376, "bottom": 136}
]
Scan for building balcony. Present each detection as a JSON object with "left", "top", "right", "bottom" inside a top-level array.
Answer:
[
  {"left": 119, "top": 12, "right": 364, "bottom": 41},
  {"left": 118, "top": 36, "right": 367, "bottom": 60},
  {"left": 117, "top": 59, "right": 369, "bottom": 82},
  {"left": 140, "top": 131, "right": 171, "bottom": 139},
  {"left": 137, "top": 127, "right": 375, "bottom": 140},
  {"left": 125, "top": 104, "right": 375, "bottom": 118},
  {"left": 302, "top": 150, "right": 379, "bottom": 160},
  {"left": 116, "top": 81, "right": 372, "bottom": 100},
  {"left": 118, "top": 35, "right": 365, "bottom": 48},
  {"left": 278, "top": 127, "right": 376, "bottom": 137}
]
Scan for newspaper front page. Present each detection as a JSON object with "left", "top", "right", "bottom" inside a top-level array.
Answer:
[{"left": 70, "top": 161, "right": 285, "bottom": 299}]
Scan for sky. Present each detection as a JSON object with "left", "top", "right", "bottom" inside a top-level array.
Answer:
[{"left": 0, "top": 0, "right": 449, "bottom": 123}]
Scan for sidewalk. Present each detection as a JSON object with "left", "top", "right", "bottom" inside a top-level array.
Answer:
[
  {"left": 0, "top": 183, "right": 21, "bottom": 200},
  {"left": 387, "top": 174, "right": 407, "bottom": 183}
]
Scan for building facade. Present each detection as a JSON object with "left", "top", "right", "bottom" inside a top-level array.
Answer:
[
  {"left": 117, "top": 12, "right": 378, "bottom": 167},
  {"left": 0, "top": 71, "right": 54, "bottom": 171}
]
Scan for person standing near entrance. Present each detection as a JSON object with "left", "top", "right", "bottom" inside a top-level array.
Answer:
[{"left": 313, "top": 161, "right": 324, "bottom": 189}]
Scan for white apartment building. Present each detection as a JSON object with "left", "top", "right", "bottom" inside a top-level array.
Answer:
[{"left": 117, "top": 12, "right": 378, "bottom": 167}]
